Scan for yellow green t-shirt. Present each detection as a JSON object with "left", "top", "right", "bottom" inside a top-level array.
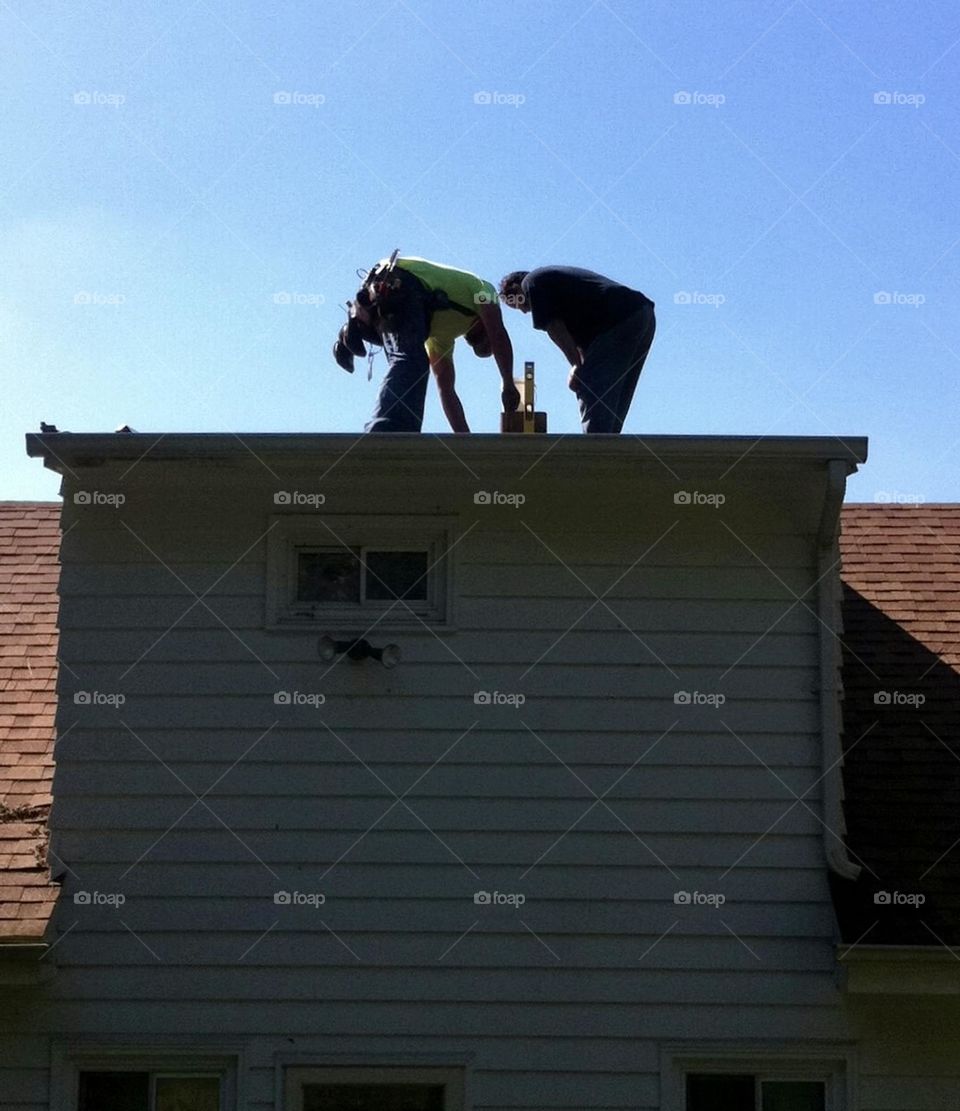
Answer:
[{"left": 393, "top": 256, "right": 497, "bottom": 360}]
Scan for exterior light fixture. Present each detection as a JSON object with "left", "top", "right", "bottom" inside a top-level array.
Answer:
[{"left": 318, "top": 636, "right": 401, "bottom": 669}]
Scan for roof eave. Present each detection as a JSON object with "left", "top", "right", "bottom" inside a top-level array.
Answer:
[{"left": 25, "top": 432, "right": 870, "bottom": 475}]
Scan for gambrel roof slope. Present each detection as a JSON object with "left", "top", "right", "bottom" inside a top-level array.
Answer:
[
  {"left": 833, "top": 505, "right": 960, "bottom": 946},
  {"left": 0, "top": 502, "right": 60, "bottom": 941}
]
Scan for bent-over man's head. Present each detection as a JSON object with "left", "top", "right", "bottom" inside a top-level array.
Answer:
[{"left": 498, "top": 271, "right": 530, "bottom": 313}]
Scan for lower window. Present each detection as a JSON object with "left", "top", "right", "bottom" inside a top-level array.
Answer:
[
  {"left": 78, "top": 1071, "right": 220, "bottom": 1111},
  {"left": 662, "top": 1047, "right": 850, "bottom": 1111},
  {"left": 687, "top": 1073, "right": 825, "bottom": 1110},
  {"left": 285, "top": 1068, "right": 464, "bottom": 1111}
]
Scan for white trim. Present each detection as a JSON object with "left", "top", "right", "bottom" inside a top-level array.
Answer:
[
  {"left": 266, "top": 514, "right": 458, "bottom": 631},
  {"left": 818, "top": 457, "right": 860, "bottom": 881},
  {"left": 50, "top": 1040, "right": 244, "bottom": 1111},
  {"left": 660, "top": 1042, "right": 857, "bottom": 1111},
  {"left": 281, "top": 1064, "right": 466, "bottom": 1111}
]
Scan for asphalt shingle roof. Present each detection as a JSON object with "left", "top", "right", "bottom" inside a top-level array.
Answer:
[
  {"left": 834, "top": 504, "right": 960, "bottom": 946},
  {"left": 0, "top": 502, "right": 60, "bottom": 941}
]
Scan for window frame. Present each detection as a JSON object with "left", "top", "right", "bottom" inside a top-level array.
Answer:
[
  {"left": 266, "top": 515, "right": 458, "bottom": 630},
  {"left": 660, "top": 1044, "right": 856, "bottom": 1111},
  {"left": 51, "top": 1043, "right": 241, "bottom": 1111},
  {"left": 283, "top": 1064, "right": 466, "bottom": 1111}
]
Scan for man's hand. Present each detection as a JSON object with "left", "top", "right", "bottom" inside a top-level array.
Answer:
[
  {"left": 502, "top": 382, "right": 521, "bottom": 412},
  {"left": 567, "top": 366, "right": 581, "bottom": 393}
]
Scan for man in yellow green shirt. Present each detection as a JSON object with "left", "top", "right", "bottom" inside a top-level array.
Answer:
[{"left": 339, "top": 256, "right": 519, "bottom": 433}]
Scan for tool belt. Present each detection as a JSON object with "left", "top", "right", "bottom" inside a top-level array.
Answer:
[{"left": 334, "top": 255, "right": 478, "bottom": 373}]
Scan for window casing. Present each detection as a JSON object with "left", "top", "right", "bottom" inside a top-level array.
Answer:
[
  {"left": 267, "top": 516, "right": 456, "bottom": 629},
  {"left": 284, "top": 1066, "right": 465, "bottom": 1111},
  {"left": 52, "top": 1048, "right": 238, "bottom": 1111},
  {"left": 79, "top": 1071, "right": 221, "bottom": 1111},
  {"left": 661, "top": 1046, "right": 853, "bottom": 1111}
]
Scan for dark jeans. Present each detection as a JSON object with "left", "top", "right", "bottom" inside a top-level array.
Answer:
[
  {"left": 575, "top": 301, "right": 656, "bottom": 434},
  {"left": 364, "top": 269, "right": 432, "bottom": 433}
]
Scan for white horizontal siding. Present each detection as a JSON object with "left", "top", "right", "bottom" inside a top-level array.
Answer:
[
  {"left": 51, "top": 829, "right": 820, "bottom": 867},
  {"left": 20, "top": 454, "right": 856, "bottom": 1111},
  {"left": 53, "top": 728, "right": 822, "bottom": 764},
  {"left": 52, "top": 762, "right": 821, "bottom": 799}
]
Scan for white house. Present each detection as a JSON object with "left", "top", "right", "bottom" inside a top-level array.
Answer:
[{"left": 3, "top": 431, "right": 960, "bottom": 1111}]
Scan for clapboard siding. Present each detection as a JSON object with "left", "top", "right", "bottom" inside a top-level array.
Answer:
[
  {"left": 12, "top": 445, "right": 869, "bottom": 1111},
  {"left": 50, "top": 797, "right": 821, "bottom": 832},
  {"left": 56, "top": 630, "right": 817, "bottom": 667},
  {"left": 55, "top": 565, "right": 817, "bottom": 598},
  {"left": 9, "top": 1000, "right": 851, "bottom": 1038},
  {"left": 51, "top": 829, "right": 821, "bottom": 866},
  {"left": 52, "top": 762, "right": 822, "bottom": 798},
  {"left": 47, "top": 861, "right": 828, "bottom": 900},
  {"left": 33, "top": 935, "right": 835, "bottom": 971},
  {"left": 53, "top": 728, "right": 822, "bottom": 764},
  {"left": 55, "top": 662, "right": 819, "bottom": 694}
]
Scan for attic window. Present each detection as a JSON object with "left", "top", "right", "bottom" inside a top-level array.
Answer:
[
  {"left": 296, "top": 549, "right": 429, "bottom": 605},
  {"left": 267, "top": 516, "right": 455, "bottom": 629}
]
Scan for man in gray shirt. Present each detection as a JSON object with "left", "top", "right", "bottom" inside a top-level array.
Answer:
[{"left": 499, "top": 266, "right": 656, "bottom": 433}]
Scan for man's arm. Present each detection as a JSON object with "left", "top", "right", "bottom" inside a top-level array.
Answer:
[
  {"left": 476, "top": 303, "right": 519, "bottom": 409},
  {"left": 544, "top": 317, "right": 581, "bottom": 367},
  {"left": 429, "top": 353, "right": 470, "bottom": 433}
]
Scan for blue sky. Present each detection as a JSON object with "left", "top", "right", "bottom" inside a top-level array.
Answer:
[{"left": 3, "top": 0, "right": 958, "bottom": 502}]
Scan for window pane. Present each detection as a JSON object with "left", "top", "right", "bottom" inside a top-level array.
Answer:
[
  {"left": 302, "top": 1084, "right": 444, "bottom": 1111},
  {"left": 364, "top": 551, "right": 429, "bottom": 601},
  {"left": 761, "top": 1081, "right": 825, "bottom": 1111},
  {"left": 78, "top": 1072, "right": 149, "bottom": 1111},
  {"left": 686, "top": 1073, "right": 755, "bottom": 1111},
  {"left": 297, "top": 550, "right": 361, "bottom": 602},
  {"left": 155, "top": 1075, "right": 220, "bottom": 1111}
]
